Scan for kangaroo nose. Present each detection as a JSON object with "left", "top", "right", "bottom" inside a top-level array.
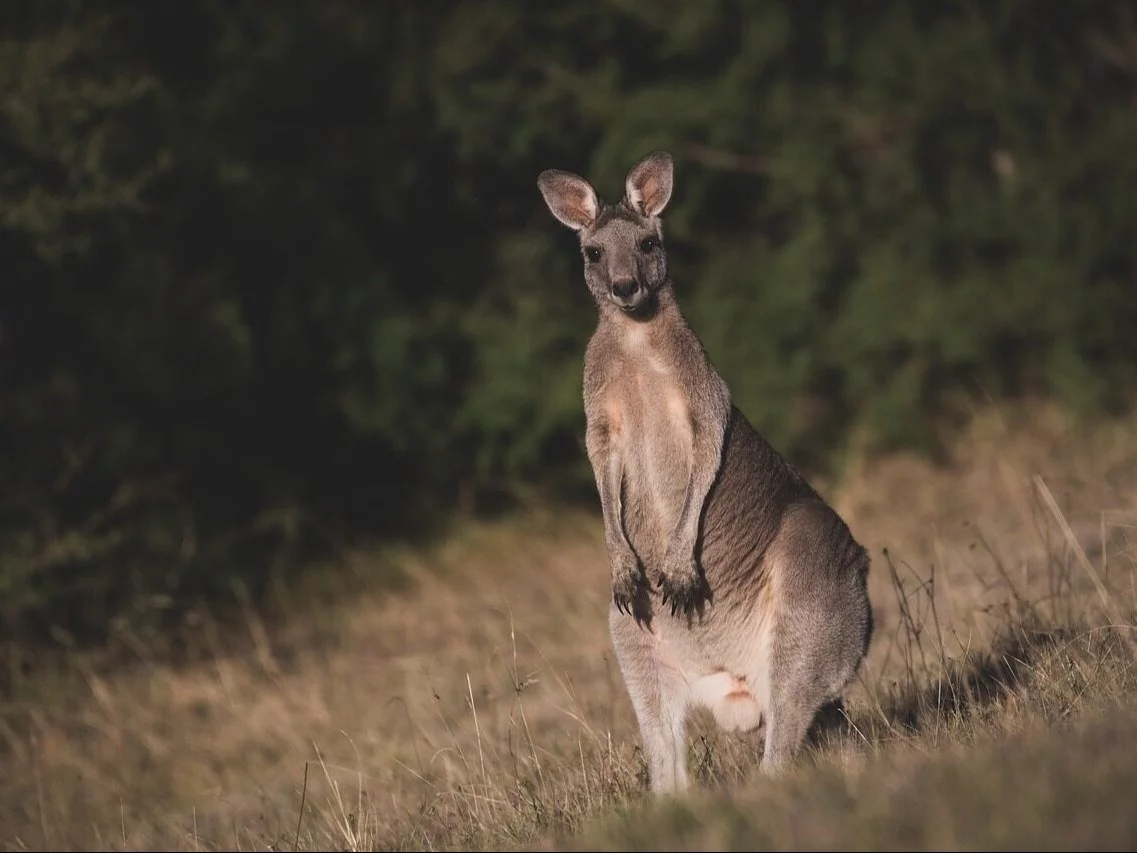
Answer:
[{"left": 612, "top": 278, "right": 639, "bottom": 300}]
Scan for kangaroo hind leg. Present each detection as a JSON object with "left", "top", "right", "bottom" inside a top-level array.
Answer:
[
  {"left": 761, "top": 532, "right": 872, "bottom": 773},
  {"left": 609, "top": 609, "right": 691, "bottom": 793}
]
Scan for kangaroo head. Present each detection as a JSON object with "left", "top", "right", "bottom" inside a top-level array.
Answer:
[{"left": 538, "top": 151, "right": 674, "bottom": 315}]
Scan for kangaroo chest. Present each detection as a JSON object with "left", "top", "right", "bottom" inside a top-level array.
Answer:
[{"left": 594, "top": 331, "right": 695, "bottom": 561}]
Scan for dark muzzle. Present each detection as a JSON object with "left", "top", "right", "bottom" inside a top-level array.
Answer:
[{"left": 611, "top": 277, "right": 642, "bottom": 309}]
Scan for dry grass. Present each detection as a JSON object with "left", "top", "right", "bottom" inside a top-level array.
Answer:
[{"left": 1, "top": 401, "right": 1136, "bottom": 851}]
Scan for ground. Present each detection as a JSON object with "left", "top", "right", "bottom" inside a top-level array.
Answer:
[{"left": 2, "top": 402, "right": 1136, "bottom": 851}]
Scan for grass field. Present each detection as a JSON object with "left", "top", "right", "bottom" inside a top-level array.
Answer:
[{"left": 2, "top": 402, "right": 1136, "bottom": 851}]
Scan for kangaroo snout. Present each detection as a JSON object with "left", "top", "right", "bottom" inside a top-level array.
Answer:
[{"left": 611, "top": 277, "right": 642, "bottom": 308}]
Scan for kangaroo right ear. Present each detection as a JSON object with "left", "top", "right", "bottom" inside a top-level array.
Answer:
[
  {"left": 538, "top": 169, "right": 599, "bottom": 231},
  {"left": 624, "top": 151, "right": 673, "bottom": 218}
]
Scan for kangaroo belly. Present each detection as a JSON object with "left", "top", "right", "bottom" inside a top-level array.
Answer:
[{"left": 647, "top": 622, "right": 771, "bottom": 734}]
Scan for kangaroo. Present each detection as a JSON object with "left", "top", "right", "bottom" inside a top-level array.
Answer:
[{"left": 537, "top": 151, "right": 873, "bottom": 793}]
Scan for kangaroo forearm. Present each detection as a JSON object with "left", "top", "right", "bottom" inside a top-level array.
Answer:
[
  {"left": 595, "top": 447, "right": 635, "bottom": 562},
  {"left": 668, "top": 386, "right": 723, "bottom": 541},
  {"left": 670, "top": 451, "right": 720, "bottom": 553}
]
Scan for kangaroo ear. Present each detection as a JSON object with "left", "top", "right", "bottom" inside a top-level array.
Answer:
[
  {"left": 624, "top": 151, "right": 673, "bottom": 218},
  {"left": 538, "top": 169, "right": 599, "bottom": 231}
]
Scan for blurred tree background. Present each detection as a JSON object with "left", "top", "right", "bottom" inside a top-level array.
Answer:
[{"left": 2, "top": 0, "right": 1136, "bottom": 649}]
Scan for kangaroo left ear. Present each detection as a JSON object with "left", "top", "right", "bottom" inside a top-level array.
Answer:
[{"left": 624, "top": 151, "right": 673, "bottom": 218}]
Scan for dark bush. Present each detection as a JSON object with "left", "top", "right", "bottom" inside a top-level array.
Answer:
[{"left": 2, "top": 1, "right": 1134, "bottom": 643}]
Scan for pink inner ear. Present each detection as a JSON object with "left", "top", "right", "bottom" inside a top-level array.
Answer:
[
  {"left": 639, "top": 177, "right": 662, "bottom": 214},
  {"left": 566, "top": 186, "right": 595, "bottom": 223}
]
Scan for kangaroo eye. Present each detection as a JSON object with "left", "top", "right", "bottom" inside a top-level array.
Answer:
[
  {"left": 639, "top": 237, "right": 658, "bottom": 253},
  {"left": 584, "top": 246, "right": 602, "bottom": 263}
]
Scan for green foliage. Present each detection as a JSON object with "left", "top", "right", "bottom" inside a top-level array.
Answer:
[{"left": 2, "top": 0, "right": 1135, "bottom": 641}]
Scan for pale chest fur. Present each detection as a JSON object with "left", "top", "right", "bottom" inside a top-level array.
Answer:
[{"left": 586, "top": 322, "right": 695, "bottom": 566}]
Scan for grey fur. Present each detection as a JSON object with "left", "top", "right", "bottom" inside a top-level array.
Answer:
[{"left": 537, "top": 151, "right": 873, "bottom": 793}]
